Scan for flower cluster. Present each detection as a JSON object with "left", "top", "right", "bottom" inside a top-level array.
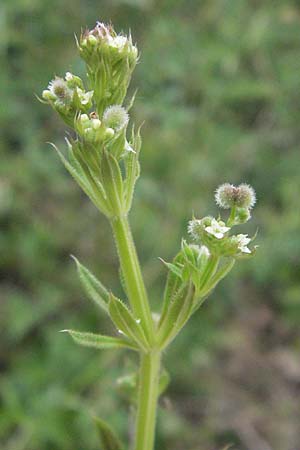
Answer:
[
  {"left": 41, "top": 22, "right": 141, "bottom": 218},
  {"left": 42, "top": 73, "right": 94, "bottom": 126},
  {"left": 75, "top": 105, "right": 129, "bottom": 145},
  {"left": 79, "top": 22, "right": 138, "bottom": 115},
  {"left": 188, "top": 183, "right": 257, "bottom": 258}
]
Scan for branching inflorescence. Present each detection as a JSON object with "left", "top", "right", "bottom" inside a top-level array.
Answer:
[{"left": 41, "top": 21, "right": 257, "bottom": 450}]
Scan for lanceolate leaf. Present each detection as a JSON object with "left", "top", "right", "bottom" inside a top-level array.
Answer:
[
  {"left": 158, "top": 282, "right": 195, "bottom": 349},
  {"left": 51, "top": 143, "right": 109, "bottom": 215},
  {"left": 108, "top": 294, "right": 149, "bottom": 352},
  {"left": 101, "top": 150, "right": 123, "bottom": 215},
  {"left": 123, "top": 129, "right": 141, "bottom": 212},
  {"left": 192, "top": 258, "right": 235, "bottom": 314},
  {"left": 93, "top": 417, "right": 124, "bottom": 450},
  {"left": 159, "top": 252, "right": 185, "bottom": 326},
  {"left": 61, "top": 330, "right": 138, "bottom": 351},
  {"left": 72, "top": 256, "right": 109, "bottom": 313}
]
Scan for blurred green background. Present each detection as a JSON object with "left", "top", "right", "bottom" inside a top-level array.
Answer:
[{"left": 1, "top": 0, "right": 300, "bottom": 449}]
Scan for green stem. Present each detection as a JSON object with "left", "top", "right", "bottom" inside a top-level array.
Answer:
[
  {"left": 111, "top": 215, "right": 154, "bottom": 341},
  {"left": 134, "top": 351, "right": 161, "bottom": 450},
  {"left": 227, "top": 205, "right": 236, "bottom": 226}
]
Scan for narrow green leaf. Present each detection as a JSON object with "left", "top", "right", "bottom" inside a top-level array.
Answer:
[
  {"left": 107, "top": 129, "right": 126, "bottom": 160},
  {"left": 101, "top": 150, "right": 123, "bottom": 215},
  {"left": 159, "top": 259, "right": 183, "bottom": 278},
  {"left": 125, "top": 89, "right": 138, "bottom": 112},
  {"left": 51, "top": 143, "right": 106, "bottom": 214},
  {"left": 192, "top": 258, "right": 235, "bottom": 314},
  {"left": 93, "top": 417, "right": 124, "bottom": 450},
  {"left": 70, "top": 142, "right": 110, "bottom": 215},
  {"left": 71, "top": 256, "right": 109, "bottom": 313},
  {"left": 159, "top": 252, "right": 185, "bottom": 326},
  {"left": 123, "top": 127, "right": 141, "bottom": 212},
  {"left": 61, "top": 330, "right": 138, "bottom": 351},
  {"left": 158, "top": 282, "right": 195, "bottom": 349},
  {"left": 108, "top": 294, "right": 149, "bottom": 352},
  {"left": 200, "top": 257, "right": 235, "bottom": 297}
]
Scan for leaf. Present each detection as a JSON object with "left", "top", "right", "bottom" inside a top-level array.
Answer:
[
  {"left": 192, "top": 258, "right": 235, "bottom": 314},
  {"left": 159, "top": 252, "right": 185, "bottom": 326},
  {"left": 157, "top": 282, "right": 195, "bottom": 349},
  {"left": 69, "top": 141, "right": 110, "bottom": 215},
  {"left": 93, "top": 417, "right": 124, "bottom": 450},
  {"left": 159, "top": 259, "right": 183, "bottom": 278},
  {"left": 51, "top": 142, "right": 107, "bottom": 214},
  {"left": 71, "top": 256, "right": 109, "bottom": 313},
  {"left": 123, "top": 126, "right": 142, "bottom": 212},
  {"left": 200, "top": 257, "right": 235, "bottom": 297},
  {"left": 107, "top": 129, "right": 126, "bottom": 160},
  {"left": 108, "top": 294, "right": 149, "bottom": 352},
  {"left": 61, "top": 330, "right": 138, "bottom": 351},
  {"left": 101, "top": 150, "right": 123, "bottom": 215}
]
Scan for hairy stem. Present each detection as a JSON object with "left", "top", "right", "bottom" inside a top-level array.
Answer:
[
  {"left": 111, "top": 215, "right": 154, "bottom": 342},
  {"left": 134, "top": 351, "right": 161, "bottom": 450}
]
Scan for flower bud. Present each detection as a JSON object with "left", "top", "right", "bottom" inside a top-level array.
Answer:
[
  {"left": 234, "top": 207, "right": 251, "bottom": 224},
  {"left": 91, "top": 118, "right": 101, "bottom": 130},
  {"left": 65, "top": 72, "right": 84, "bottom": 89},
  {"left": 104, "top": 127, "right": 115, "bottom": 140},
  {"left": 79, "top": 22, "right": 138, "bottom": 114},
  {"left": 42, "top": 90, "right": 56, "bottom": 101},
  {"left": 215, "top": 183, "right": 256, "bottom": 209},
  {"left": 80, "top": 113, "right": 89, "bottom": 123},
  {"left": 102, "top": 105, "right": 129, "bottom": 132}
]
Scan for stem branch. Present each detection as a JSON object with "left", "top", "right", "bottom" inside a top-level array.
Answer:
[{"left": 111, "top": 215, "right": 154, "bottom": 341}]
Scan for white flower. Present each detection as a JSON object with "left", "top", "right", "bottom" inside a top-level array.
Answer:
[
  {"left": 236, "top": 234, "right": 251, "bottom": 253},
  {"left": 65, "top": 72, "right": 73, "bottom": 81},
  {"left": 205, "top": 218, "right": 230, "bottom": 239},
  {"left": 76, "top": 87, "right": 94, "bottom": 106}
]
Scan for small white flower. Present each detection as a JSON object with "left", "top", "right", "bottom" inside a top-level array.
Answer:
[
  {"left": 76, "top": 87, "right": 94, "bottom": 105},
  {"left": 236, "top": 234, "right": 251, "bottom": 253},
  {"left": 205, "top": 218, "right": 230, "bottom": 239},
  {"left": 65, "top": 72, "right": 73, "bottom": 81}
]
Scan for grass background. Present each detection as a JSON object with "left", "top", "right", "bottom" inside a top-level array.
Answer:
[{"left": 1, "top": 0, "right": 300, "bottom": 449}]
